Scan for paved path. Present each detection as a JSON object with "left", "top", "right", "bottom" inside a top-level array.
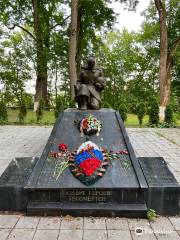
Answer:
[{"left": 0, "top": 126, "right": 180, "bottom": 240}]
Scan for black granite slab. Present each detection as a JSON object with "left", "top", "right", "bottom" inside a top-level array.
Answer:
[
  {"left": 27, "top": 201, "right": 147, "bottom": 217},
  {"left": 0, "top": 157, "right": 38, "bottom": 211},
  {"left": 24, "top": 109, "right": 148, "bottom": 216},
  {"left": 26, "top": 109, "right": 147, "bottom": 190},
  {"left": 139, "top": 157, "right": 180, "bottom": 215}
]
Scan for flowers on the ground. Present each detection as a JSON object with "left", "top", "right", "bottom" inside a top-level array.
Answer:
[{"left": 79, "top": 115, "right": 102, "bottom": 136}]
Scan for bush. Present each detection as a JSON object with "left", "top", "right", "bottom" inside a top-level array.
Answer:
[
  {"left": 0, "top": 101, "right": 8, "bottom": 124},
  {"left": 136, "top": 102, "right": 146, "bottom": 126},
  {"left": 36, "top": 99, "right": 45, "bottom": 122},
  {"left": 18, "top": 99, "right": 27, "bottom": 123},
  {"left": 54, "top": 95, "right": 66, "bottom": 119},
  {"left": 165, "top": 105, "right": 174, "bottom": 125},
  {"left": 118, "top": 103, "right": 127, "bottom": 122},
  {"left": 149, "top": 99, "right": 159, "bottom": 126}
]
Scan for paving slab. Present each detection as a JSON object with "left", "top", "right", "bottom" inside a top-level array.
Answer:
[
  {"left": 108, "top": 230, "right": 132, "bottom": 240},
  {"left": 84, "top": 229, "right": 107, "bottom": 240},
  {"left": 7, "top": 228, "right": 35, "bottom": 240},
  {"left": 106, "top": 218, "right": 129, "bottom": 230},
  {"left": 0, "top": 215, "right": 20, "bottom": 228},
  {"left": 58, "top": 229, "right": 83, "bottom": 240},
  {"left": 0, "top": 229, "right": 11, "bottom": 240},
  {"left": 84, "top": 217, "right": 106, "bottom": 229},
  {"left": 131, "top": 230, "right": 156, "bottom": 240},
  {"left": 128, "top": 218, "right": 152, "bottom": 231},
  {"left": 155, "top": 230, "right": 180, "bottom": 240},
  {"left": 37, "top": 217, "right": 61, "bottom": 230},
  {"left": 33, "top": 229, "right": 59, "bottom": 240},
  {"left": 150, "top": 217, "right": 174, "bottom": 232},
  {"left": 15, "top": 216, "right": 39, "bottom": 229},
  {"left": 169, "top": 217, "right": 180, "bottom": 231},
  {"left": 60, "top": 217, "right": 83, "bottom": 230}
]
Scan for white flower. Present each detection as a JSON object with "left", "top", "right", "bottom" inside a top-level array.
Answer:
[{"left": 77, "top": 141, "right": 100, "bottom": 153}]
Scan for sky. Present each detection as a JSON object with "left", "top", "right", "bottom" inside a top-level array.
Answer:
[{"left": 112, "top": 0, "right": 151, "bottom": 31}]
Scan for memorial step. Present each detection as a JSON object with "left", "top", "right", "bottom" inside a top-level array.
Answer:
[{"left": 27, "top": 201, "right": 147, "bottom": 217}]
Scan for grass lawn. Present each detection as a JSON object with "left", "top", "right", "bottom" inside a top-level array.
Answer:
[
  {"left": 7, "top": 109, "right": 55, "bottom": 125},
  {"left": 5, "top": 109, "right": 180, "bottom": 127}
]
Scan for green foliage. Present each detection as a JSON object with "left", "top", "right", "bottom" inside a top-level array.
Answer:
[
  {"left": 0, "top": 32, "right": 31, "bottom": 108},
  {"left": 147, "top": 209, "right": 157, "bottom": 222},
  {"left": 165, "top": 105, "right": 174, "bottom": 125},
  {"left": 118, "top": 103, "right": 127, "bottom": 122},
  {"left": 18, "top": 99, "right": 27, "bottom": 123},
  {"left": 36, "top": 99, "right": 45, "bottom": 122},
  {"left": 0, "top": 101, "right": 8, "bottom": 124},
  {"left": 149, "top": 99, "right": 159, "bottom": 126},
  {"left": 55, "top": 95, "right": 68, "bottom": 119},
  {"left": 136, "top": 102, "right": 146, "bottom": 126}
]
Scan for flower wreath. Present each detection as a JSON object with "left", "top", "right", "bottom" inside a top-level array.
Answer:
[
  {"left": 49, "top": 142, "right": 129, "bottom": 185},
  {"left": 69, "top": 141, "right": 109, "bottom": 185},
  {"left": 79, "top": 114, "right": 102, "bottom": 136}
]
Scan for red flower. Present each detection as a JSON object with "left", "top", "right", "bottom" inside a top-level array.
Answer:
[
  {"left": 82, "top": 119, "right": 88, "bottom": 128},
  {"left": 58, "top": 143, "right": 68, "bottom": 152},
  {"left": 80, "top": 158, "right": 101, "bottom": 176}
]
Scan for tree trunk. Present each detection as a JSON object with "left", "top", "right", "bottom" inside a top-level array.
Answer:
[
  {"left": 76, "top": 3, "right": 83, "bottom": 78},
  {"left": 32, "top": 0, "right": 48, "bottom": 111},
  {"left": 69, "top": 0, "right": 78, "bottom": 101},
  {"left": 154, "top": 0, "right": 168, "bottom": 121}
]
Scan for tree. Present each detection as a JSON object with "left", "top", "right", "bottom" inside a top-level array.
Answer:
[
  {"left": 0, "top": 0, "right": 69, "bottom": 110},
  {"left": 0, "top": 32, "right": 32, "bottom": 107},
  {"left": 154, "top": 0, "right": 180, "bottom": 120},
  {"left": 96, "top": 30, "right": 156, "bottom": 112},
  {"left": 68, "top": 0, "right": 139, "bottom": 100},
  {"left": 69, "top": 0, "right": 78, "bottom": 100}
]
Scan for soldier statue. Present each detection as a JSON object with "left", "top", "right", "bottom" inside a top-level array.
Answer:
[{"left": 75, "top": 57, "right": 106, "bottom": 110}]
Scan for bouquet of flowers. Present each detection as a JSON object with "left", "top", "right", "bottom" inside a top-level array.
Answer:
[{"left": 79, "top": 114, "right": 102, "bottom": 136}]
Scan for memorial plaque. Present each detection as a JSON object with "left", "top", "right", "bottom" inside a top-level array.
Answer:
[{"left": 61, "top": 189, "right": 113, "bottom": 203}]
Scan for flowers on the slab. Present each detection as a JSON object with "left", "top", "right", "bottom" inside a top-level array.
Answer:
[
  {"left": 79, "top": 115, "right": 102, "bottom": 136},
  {"left": 58, "top": 143, "right": 67, "bottom": 152},
  {"left": 49, "top": 143, "right": 70, "bottom": 180},
  {"left": 49, "top": 141, "right": 129, "bottom": 184}
]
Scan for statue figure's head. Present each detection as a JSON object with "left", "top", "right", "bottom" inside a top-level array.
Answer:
[{"left": 87, "top": 57, "right": 96, "bottom": 70}]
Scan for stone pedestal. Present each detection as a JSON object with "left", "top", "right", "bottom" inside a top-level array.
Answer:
[{"left": 0, "top": 109, "right": 179, "bottom": 217}]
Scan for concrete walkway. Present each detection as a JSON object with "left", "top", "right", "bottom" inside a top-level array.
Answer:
[{"left": 0, "top": 126, "right": 180, "bottom": 240}]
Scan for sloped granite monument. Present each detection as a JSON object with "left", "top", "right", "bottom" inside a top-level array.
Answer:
[{"left": 0, "top": 58, "right": 179, "bottom": 217}]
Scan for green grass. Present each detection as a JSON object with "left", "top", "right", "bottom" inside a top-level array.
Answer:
[
  {"left": 125, "top": 114, "right": 149, "bottom": 127},
  {"left": 7, "top": 109, "right": 55, "bottom": 125},
  {"left": 3, "top": 109, "right": 180, "bottom": 127}
]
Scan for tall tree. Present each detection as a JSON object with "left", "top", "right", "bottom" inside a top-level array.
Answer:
[
  {"left": 69, "top": 0, "right": 78, "bottom": 100},
  {"left": 0, "top": 0, "right": 69, "bottom": 110},
  {"left": 154, "top": 0, "right": 180, "bottom": 120}
]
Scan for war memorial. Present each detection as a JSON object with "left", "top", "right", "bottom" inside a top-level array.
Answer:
[{"left": 0, "top": 58, "right": 179, "bottom": 217}]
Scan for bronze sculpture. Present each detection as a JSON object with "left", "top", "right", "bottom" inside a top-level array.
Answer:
[{"left": 75, "top": 57, "right": 106, "bottom": 110}]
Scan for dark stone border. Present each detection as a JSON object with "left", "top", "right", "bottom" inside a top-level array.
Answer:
[
  {"left": 115, "top": 112, "right": 148, "bottom": 190},
  {"left": 25, "top": 112, "right": 64, "bottom": 189}
]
